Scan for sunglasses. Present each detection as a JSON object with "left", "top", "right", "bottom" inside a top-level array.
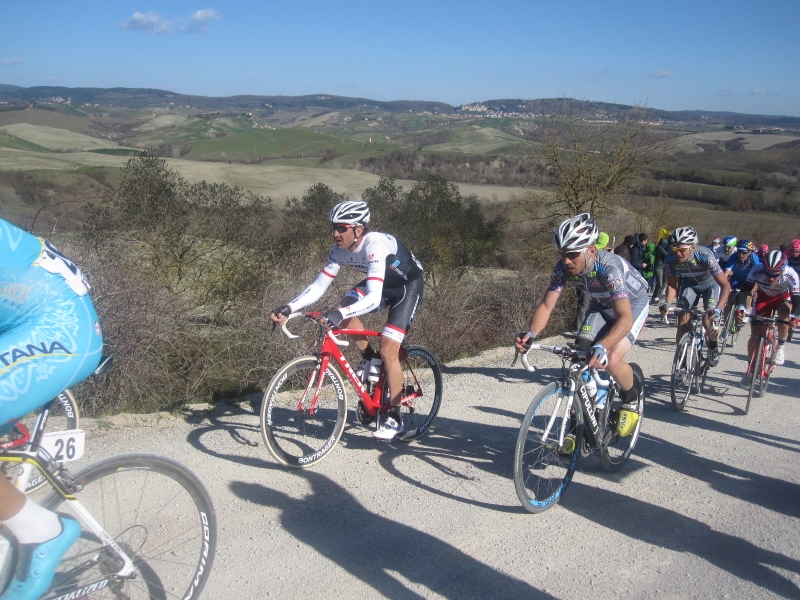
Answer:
[
  {"left": 672, "top": 246, "right": 692, "bottom": 253},
  {"left": 559, "top": 250, "right": 583, "bottom": 261},
  {"left": 332, "top": 224, "right": 353, "bottom": 233},
  {"left": 738, "top": 249, "right": 750, "bottom": 253},
  {"left": 764, "top": 270, "right": 782, "bottom": 279}
]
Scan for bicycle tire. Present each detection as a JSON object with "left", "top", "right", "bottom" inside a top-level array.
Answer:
[
  {"left": 600, "top": 363, "right": 645, "bottom": 471},
  {"left": 514, "top": 383, "right": 583, "bottom": 514},
  {"left": 757, "top": 338, "right": 774, "bottom": 399},
  {"left": 671, "top": 334, "right": 695, "bottom": 411},
  {"left": 393, "top": 345, "right": 443, "bottom": 442},
  {"left": 2, "top": 389, "right": 80, "bottom": 494},
  {"left": 719, "top": 307, "right": 732, "bottom": 355},
  {"left": 42, "top": 453, "right": 216, "bottom": 600},
  {"left": 729, "top": 318, "right": 740, "bottom": 348},
  {"left": 745, "top": 336, "right": 765, "bottom": 415},
  {"left": 260, "top": 356, "right": 347, "bottom": 468}
]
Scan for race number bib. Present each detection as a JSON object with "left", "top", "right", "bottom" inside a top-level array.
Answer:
[{"left": 41, "top": 429, "right": 85, "bottom": 462}]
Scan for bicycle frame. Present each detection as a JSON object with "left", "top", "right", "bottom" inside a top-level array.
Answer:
[
  {"left": 746, "top": 315, "right": 781, "bottom": 380},
  {"left": 1, "top": 401, "right": 138, "bottom": 587},
  {"left": 287, "top": 314, "right": 424, "bottom": 420},
  {"left": 518, "top": 344, "right": 611, "bottom": 450}
]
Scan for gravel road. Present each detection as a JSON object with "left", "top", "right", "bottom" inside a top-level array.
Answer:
[{"left": 70, "top": 305, "right": 800, "bottom": 599}]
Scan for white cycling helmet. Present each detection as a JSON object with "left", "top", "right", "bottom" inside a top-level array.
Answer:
[
  {"left": 553, "top": 213, "right": 599, "bottom": 252},
  {"left": 669, "top": 226, "right": 698, "bottom": 246},
  {"left": 329, "top": 200, "right": 370, "bottom": 226}
]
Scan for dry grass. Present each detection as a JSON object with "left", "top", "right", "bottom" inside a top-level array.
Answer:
[
  {"left": 0, "top": 123, "right": 129, "bottom": 151},
  {"left": 0, "top": 147, "right": 527, "bottom": 204}
]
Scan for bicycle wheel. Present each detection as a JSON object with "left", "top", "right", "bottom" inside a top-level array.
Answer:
[
  {"left": 42, "top": 453, "right": 216, "bottom": 600},
  {"left": 719, "top": 307, "right": 734, "bottom": 354},
  {"left": 745, "top": 337, "right": 766, "bottom": 415},
  {"left": 514, "top": 383, "right": 583, "bottom": 514},
  {"left": 600, "top": 363, "right": 645, "bottom": 471},
  {"left": 728, "top": 317, "right": 740, "bottom": 349},
  {"left": 260, "top": 356, "right": 347, "bottom": 468},
  {"left": 2, "top": 389, "right": 80, "bottom": 494},
  {"left": 671, "top": 334, "right": 695, "bottom": 411},
  {"left": 393, "top": 345, "right": 443, "bottom": 442},
  {"left": 757, "top": 338, "right": 774, "bottom": 399}
]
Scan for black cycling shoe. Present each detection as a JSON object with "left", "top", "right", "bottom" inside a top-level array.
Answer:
[{"left": 707, "top": 348, "right": 720, "bottom": 367}]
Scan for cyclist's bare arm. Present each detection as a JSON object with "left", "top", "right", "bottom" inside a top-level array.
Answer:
[
  {"left": 515, "top": 290, "right": 560, "bottom": 352},
  {"left": 713, "top": 270, "right": 731, "bottom": 311},
  {"left": 664, "top": 275, "right": 679, "bottom": 304}
]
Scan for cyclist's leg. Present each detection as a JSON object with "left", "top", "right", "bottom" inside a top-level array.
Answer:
[
  {"left": 773, "top": 297, "right": 792, "bottom": 365},
  {"left": 701, "top": 282, "right": 721, "bottom": 342},
  {"left": 675, "top": 283, "right": 698, "bottom": 344},
  {"left": 374, "top": 279, "right": 422, "bottom": 440},
  {"left": 607, "top": 300, "right": 648, "bottom": 407}
]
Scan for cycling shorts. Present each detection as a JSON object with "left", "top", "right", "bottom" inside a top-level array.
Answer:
[
  {"left": 678, "top": 279, "right": 720, "bottom": 310},
  {"left": 576, "top": 297, "right": 649, "bottom": 348},
  {"left": 344, "top": 276, "right": 423, "bottom": 344},
  {"left": 0, "top": 293, "right": 103, "bottom": 434},
  {"left": 753, "top": 290, "right": 790, "bottom": 317}
]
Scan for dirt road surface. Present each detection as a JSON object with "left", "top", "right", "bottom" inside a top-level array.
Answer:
[{"left": 73, "top": 306, "right": 800, "bottom": 599}]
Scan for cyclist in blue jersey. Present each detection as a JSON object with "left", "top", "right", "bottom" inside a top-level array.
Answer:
[
  {"left": 724, "top": 239, "right": 761, "bottom": 289},
  {"left": 270, "top": 200, "right": 424, "bottom": 441},
  {"left": 660, "top": 226, "right": 731, "bottom": 367},
  {"left": 0, "top": 218, "right": 104, "bottom": 600},
  {"left": 515, "top": 213, "right": 649, "bottom": 414}
]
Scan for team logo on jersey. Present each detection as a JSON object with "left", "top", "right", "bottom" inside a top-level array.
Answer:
[
  {"left": 0, "top": 283, "right": 30, "bottom": 305},
  {"left": 0, "top": 340, "right": 73, "bottom": 369},
  {"left": 389, "top": 260, "right": 409, "bottom": 280},
  {"left": 589, "top": 279, "right": 600, "bottom": 287}
]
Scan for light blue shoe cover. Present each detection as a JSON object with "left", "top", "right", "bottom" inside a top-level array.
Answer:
[{"left": 0, "top": 517, "right": 80, "bottom": 600}]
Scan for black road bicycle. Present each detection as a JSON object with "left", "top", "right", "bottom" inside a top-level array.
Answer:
[{"left": 512, "top": 344, "right": 644, "bottom": 514}]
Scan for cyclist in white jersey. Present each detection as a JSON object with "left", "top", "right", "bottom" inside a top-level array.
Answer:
[
  {"left": 735, "top": 250, "right": 800, "bottom": 383},
  {"left": 515, "top": 213, "right": 648, "bottom": 414},
  {"left": 270, "top": 201, "right": 424, "bottom": 441}
]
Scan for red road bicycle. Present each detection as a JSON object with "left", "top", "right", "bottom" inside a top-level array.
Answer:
[
  {"left": 260, "top": 312, "right": 443, "bottom": 467},
  {"left": 743, "top": 314, "right": 792, "bottom": 414}
]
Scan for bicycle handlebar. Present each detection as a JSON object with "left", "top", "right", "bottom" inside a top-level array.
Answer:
[
  {"left": 513, "top": 343, "right": 588, "bottom": 372},
  {"left": 278, "top": 312, "right": 350, "bottom": 346}
]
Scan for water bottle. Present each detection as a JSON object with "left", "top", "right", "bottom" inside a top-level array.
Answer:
[
  {"left": 368, "top": 357, "right": 382, "bottom": 383},
  {"left": 595, "top": 386, "right": 607, "bottom": 410},
  {"left": 582, "top": 370, "right": 597, "bottom": 400}
]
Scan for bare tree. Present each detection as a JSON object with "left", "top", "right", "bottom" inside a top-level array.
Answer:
[{"left": 529, "top": 100, "right": 678, "bottom": 221}]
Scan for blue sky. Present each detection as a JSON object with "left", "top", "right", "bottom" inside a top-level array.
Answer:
[{"left": 2, "top": 1, "right": 798, "bottom": 116}]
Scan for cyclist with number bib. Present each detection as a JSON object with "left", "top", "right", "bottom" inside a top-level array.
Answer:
[
  {"left": 514, "top": 213, "right": 649, "bottom": 416},
  {"left": 660, "top": 226, "right": 731, "bottom": 367},
  {"left": 735, "top": 250, "right": 800, "bottom": 386},
  {"left": 269, "top": 200, "right": 424, "bottom": 441},
  {"left": 0, "top": 218, "right": 104, "bottom": 600}
]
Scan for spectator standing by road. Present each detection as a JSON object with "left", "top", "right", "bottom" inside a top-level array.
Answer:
[
  {"left": 652, "top": 237, "right": 669, "bottom": 303},
  {"left": 643, "top": 240, "right": 656, "bottom": 292},
  {"left": 614, "top": 234, "right": 635, "bottom": 263}
]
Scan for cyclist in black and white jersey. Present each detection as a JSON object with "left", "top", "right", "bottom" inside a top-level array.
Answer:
[
  {"left": 270, "top": 201, "right": 424, "bottom": 441},
  {"left": 515, "top": 213, "right": 649, "bottom": 414},
  {"left": 660, "top": 226, "right": 731, "bottom": 367}
]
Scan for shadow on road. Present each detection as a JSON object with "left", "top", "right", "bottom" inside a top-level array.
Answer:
[
  {"left": 230, "top": 471, "right": 558, "bottom": 600},
  {"left": 561, "top": 482, "right": 800, "bottom": 598}
]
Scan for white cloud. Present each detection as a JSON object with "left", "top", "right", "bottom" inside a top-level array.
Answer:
[
  {"left": 749, "top": 87, "right": 770, "bottom": 96},
  {"left": 121, "top": 9, "right": 220, "bottom": 35},
  {"left": 0, "top": 58, "right": 24, "bottom": 66},
  {"left": 120, "top": 11, "right": 171, "bottom": 34},
  {"left": 647, "top": 69, "right": 675, "bottom": 79}
]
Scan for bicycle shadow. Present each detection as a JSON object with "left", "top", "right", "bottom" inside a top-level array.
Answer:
[
  {"left": 560, "top": 482, "right": 800, "bottom": 598},
  {"left": 181, "top": 400, "right": 276, "bottom": 471},
  {"left": 229, "top": 471, "right": 558, "bottom": 599}
]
